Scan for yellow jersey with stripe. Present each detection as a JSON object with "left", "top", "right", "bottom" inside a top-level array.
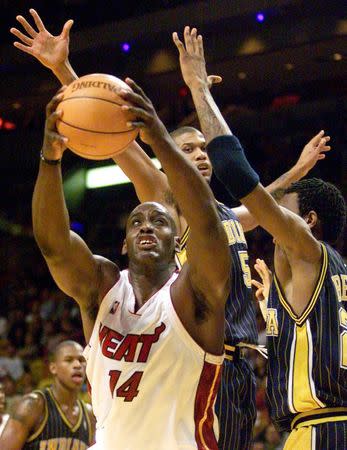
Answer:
[
  {"left": 84, "top": 270, "right": 223, "bottom": 450},
  {"left": 266, "top": 243, "right": 347, "bottom": 432}
]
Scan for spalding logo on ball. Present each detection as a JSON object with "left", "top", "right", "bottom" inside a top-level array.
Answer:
[{"left": 57, "top": 73, "right": 139, "bottom": 160}]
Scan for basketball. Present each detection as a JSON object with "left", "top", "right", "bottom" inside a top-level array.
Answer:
[{"left": 56, "top": 73, "right": 138, "bottom": 160}]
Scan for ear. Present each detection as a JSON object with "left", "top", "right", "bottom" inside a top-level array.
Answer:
[
  {"left": 304, "top": 210, "right": 318, "bottom": 229},
  {"left": 49, "top": 361, "right": 57, "bottom": 376},
  {"left": 121, "top": 239, "right": 127, "bottom": 256},
  {"left": 174, "top": 236, "right": 181, "bottom": 253}
]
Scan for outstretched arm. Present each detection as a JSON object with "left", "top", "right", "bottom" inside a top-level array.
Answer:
[
  {"left": 11, "top": 9, "right": 178, "bottom": 225},
  {"left": 234, "top": 131, "right": 331, "bottom": 230},
  {"left": 32, "top": 91, "right": 118, "bottom": 340},
  {"left": 173, "top": 28, "right": 331, "bottom": 231},
  {"left": 119, "top": 79, "right": 230, "bottom": 349},
  {"left": 11, "top": 8, "right": 77, "bottom": 85}
]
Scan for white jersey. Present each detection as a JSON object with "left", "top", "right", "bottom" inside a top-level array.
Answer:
[{"left": 84, "top": 269, "right": 223, "bottom": 450}]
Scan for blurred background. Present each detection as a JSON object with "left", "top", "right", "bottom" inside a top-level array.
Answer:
[{"left": 0, "top": 1, "right": 346, "bottom": 448}]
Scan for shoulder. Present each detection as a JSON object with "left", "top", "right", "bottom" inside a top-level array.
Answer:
[
  {"left": 93, "top": 255, "right": 120, "bottom": 302},
  {"left": 10, "top": 392, "right": 45, "bottom": 425}
]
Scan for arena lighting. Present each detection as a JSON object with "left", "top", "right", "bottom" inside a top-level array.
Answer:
[
  {"left": 86, "top": 158, "right": 162, "bottom": 188},
  {"left": 256, "top": 12, "right": 265, "bottom": 22},
  {"left": 121, "top": 42, "right": 131, "bottom": 53}
]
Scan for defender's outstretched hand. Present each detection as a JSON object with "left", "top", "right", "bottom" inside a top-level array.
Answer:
[
  {"left": 10, "top": 9, "right": 73, "bottom": 71},
  {"left": 295, "top": 130, "right": 331, "bottom": 176},
  {"left": 173, "top": 26, "right": 222, "bottom": 89},
  {"left": 251, "top": 258, "right": 272, "bottom": 321},
  {"left": 41, "top": 87, "right": 68, "bottom": 161}
]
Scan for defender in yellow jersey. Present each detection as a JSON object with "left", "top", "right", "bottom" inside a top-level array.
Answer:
[
  {"left": 0, "top": 341, "right": 95, "bottom": 450},
  {"left": 208, "top": 130, "right": 347, "bottom": 448}
]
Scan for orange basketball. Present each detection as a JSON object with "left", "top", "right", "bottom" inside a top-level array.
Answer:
[{"left": 56, "top": 73, "right": 138, "bottom": 160}]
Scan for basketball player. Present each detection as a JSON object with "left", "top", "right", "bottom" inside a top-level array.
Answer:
[
  {"left": 31, "top": 73, "right": 231, "bottom": 450},
  {"left": 177, "top": 26, "right": 347, "bottom": 450},
  {"left": 0, "top": 340, "right": 95, "bottom": 449},
  {"left": 11, "top": 12, "right": 333, "bottom": 449}
]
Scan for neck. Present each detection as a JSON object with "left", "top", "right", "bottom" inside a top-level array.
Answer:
[
  {"left": 51, "top": 379, "right": 78, "bottom": 409},
  {"left": 128, "top": 261, "right": 176, "bottom": 309}
]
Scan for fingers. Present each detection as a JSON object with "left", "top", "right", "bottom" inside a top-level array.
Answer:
[
  {"left": 309, "top": 130, "right": 325, "bottom": 147},
  {"left": 254, "top": 258, "right": 272, "bottom": 282},
  {"left": 317, "top": 136, "right": 331, "bottom": 152},
  {"left": 12, "top": 42, "right": 34, "bottom": 55},
  {"left": 29, "top": 9, "right": 45, "bottom": 32},
  {"left": 61, "top": 19, "right": 74, "bottom": 39},
  {"left": 172, "top": 31, "right": 185, "bottom": 54},
  {"left": 121, "top": 79, "right": 150, "bottom": 110},
  {"left": 207, "top": 75, "right": 222, "bottom": 85},
  {"left": 251, "top": 279, "right": 263, "bottom": 290},
  {"left": 197, "top": 34, "right": 204, "bottom": 58},
  {"left": 45, "top": 89, "right": 66, "bottom": 118},
  {"left": 190, "top": 27, "right": 198, "bottom": 53},
  {"left": 184, "top": 26, "right": 195, "bottom": 54},
  {"left": 124, "top": 78, "right": 148, "bottom": 99},
  {"left": 16, "top": 15, "right": 37, "bottom": 38},
  {"left": 10, "top": 27, "right": 33, "bottom": 45},
  {"left": 121, "top": 104, "right": 151, "bottom": 124}
]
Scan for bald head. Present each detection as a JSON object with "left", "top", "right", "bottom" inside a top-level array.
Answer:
[{"left": 127, "top": 202, "right": 177, "bottom": 235}]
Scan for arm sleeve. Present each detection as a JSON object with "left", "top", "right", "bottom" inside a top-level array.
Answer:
[{"left": 207, "top": 135, "right": 260, "bottom": 200}]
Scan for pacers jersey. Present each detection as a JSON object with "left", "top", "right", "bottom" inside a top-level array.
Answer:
[
  {"left": 84, "top": 269, "right": 223, "bottom": 450},
  {"left": 24, "top": 387, "right": 92, "bottom": 450},
  {"left": 266, "top": 243, "right": 347, "bottom": 432},
  {"left": 176, "top": 202, "right": 257, "bottom": 345}
]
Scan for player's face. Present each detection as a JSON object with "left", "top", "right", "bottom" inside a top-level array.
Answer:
[
  {"left": 126, "top": 202, "right": 176, "bottom": 265},
  {"left": 279, "top": 192, "right": 300, "bottom": 216},
  {"left": 51, "top": 344, "right": 86, "bottom": 390},
  {"left": 173, "top": 130, "right": 212, "bottom": 182},
  {"left": 0, "top": 383, "right": 5, "bottom": 414}
]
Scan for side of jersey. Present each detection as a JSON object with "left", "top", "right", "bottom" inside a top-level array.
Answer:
[
  {"left": 23, "top": 387, "right": 92, "bottom": 450},
  {"left": 266, "top": 243, "right": 347, "bottom": 432},
  {"left": 176, "top": 202, "right": 257, "bottom": 345},
  {"left": 84, "top": 270, "right": 223, "bottom": 450}
]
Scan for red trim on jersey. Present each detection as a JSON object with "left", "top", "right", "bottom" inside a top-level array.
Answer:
[{"left": 194, "top": 361, "right": 222, "bottom": 450}]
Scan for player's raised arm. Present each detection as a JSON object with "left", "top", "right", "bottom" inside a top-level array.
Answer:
[
  {"left": 0, "top": 393, "right": 44, "bottom": 450},
  {"left": 10, "top": 8, "right": 77, "bottom": 85},
  {"left": 11, "top": 10, "right": 179, "bottom": 228},
  {"left": 119, "top": 79, "right": 230, "bottom": 337},
  {"left": 173, "top": 27, "right": 332, "bottom": 232},
  {"left": 233, "top": 130, "right": 331, "bottom": 230},
  {"left": 32, "top": 91, "right": 119, "bottom": 340}
]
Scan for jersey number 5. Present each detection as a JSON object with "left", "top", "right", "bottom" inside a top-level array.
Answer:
[
  {"left": 109, "top": 370, "right": 143, "bottom": 401},
  {"left": 238, "top": 251, "right": 252, "bottom": 288}
]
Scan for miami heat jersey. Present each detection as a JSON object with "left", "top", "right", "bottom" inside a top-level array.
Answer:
[
  {"left": 84, "top": 270, "right": 223, "bottom": 450},
  {"left": 266, "top": 243, "right": 347, "bottom": 432}
]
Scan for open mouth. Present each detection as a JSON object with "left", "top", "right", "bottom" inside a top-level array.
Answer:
[
  {"left": 71, "top": 373, "right": 83, "bottom": 383},
  {"left": 137, "top": 236, "right": 157, "bottom": 250},
  {"left": 197, "top": 163, "right": 210, "bottom": 174}
]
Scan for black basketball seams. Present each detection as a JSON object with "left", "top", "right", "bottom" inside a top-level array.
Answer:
[
  {"left": 58, "top": 119, "right": 136, "bottom": 134},
  {"left": 60, "top": 96, "right": 124, "bottom": 108}
]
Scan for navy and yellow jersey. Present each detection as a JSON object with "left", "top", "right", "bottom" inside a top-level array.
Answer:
[
  {"left": 24, "top": 387, "right": 92, "bottom": 450},
  {"left": 266, "top": 243, "right": 347, "bottom": 432},
  {"left": 175, "top": 201, "right": 258, "bottom": 345}
]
